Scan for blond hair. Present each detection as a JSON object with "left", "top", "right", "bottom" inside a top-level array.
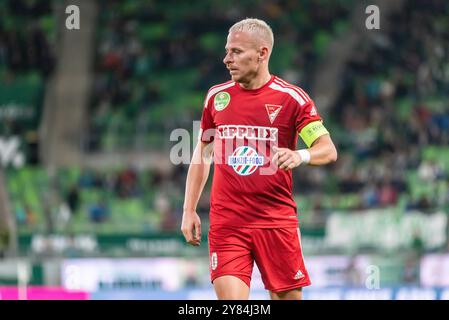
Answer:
[{"left": 229, "top": 18, "right": 274, "bottom": 51}]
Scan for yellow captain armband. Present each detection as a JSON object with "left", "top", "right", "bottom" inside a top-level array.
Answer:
[{"left": 299, "top": 121, "right": 329, "bottom": 147}]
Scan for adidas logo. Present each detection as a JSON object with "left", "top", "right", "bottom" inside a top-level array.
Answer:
[{"left": 294, "top": 269, "right": 304, "bottom": 280}]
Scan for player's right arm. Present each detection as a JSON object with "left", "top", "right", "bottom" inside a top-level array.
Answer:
[{"left": 181, "top": 140, "right": 214, "bottom": 246}]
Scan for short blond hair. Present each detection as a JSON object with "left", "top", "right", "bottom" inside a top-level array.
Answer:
[{"left": 229, "top": 18, "right": 274, "bottom": 51}]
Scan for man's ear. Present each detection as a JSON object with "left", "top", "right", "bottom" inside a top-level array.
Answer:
[{"left": 259, "top": 46, "right": 269, "bottom": 61}]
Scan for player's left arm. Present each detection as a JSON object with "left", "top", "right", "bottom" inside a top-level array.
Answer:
[
  {"left": 303, "top": 133, "right": 337, "bottom": 165},
  {"left": 274, "top": 121, "right": 337, "bottom": 170}
]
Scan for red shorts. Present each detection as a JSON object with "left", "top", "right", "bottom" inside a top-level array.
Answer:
[{"left": 208, "top": 225, "right": 311, "bottom": 293}]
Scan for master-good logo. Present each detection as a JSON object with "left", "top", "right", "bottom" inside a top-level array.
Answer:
[
  {"left": 214, "top": 92, "right": 230, "bottom": 111},
  {"left": 228, "top": 146, "right": 264, "bottom": 176}
]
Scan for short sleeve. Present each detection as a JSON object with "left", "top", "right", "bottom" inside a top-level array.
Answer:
[
  {"left": 295, "top": 99, "right": 322, "bottom": 133},
  {"left": 199, "top": 98, "right": 215, "bottom": 143}
]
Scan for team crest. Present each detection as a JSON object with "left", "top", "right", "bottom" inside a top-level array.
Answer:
[
  {"left": 265, "top": 104, "right": 283, "bottom": 124},
  {"left": 214, "top": 92, "right": 231, "bottom": 111}
]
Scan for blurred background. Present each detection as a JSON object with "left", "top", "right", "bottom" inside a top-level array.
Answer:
[{"left": 0, "top": 0, "right": 449, "bottom": 300}]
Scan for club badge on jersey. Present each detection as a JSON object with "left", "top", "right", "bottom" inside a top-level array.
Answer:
[{"left": 265, "top": 104, "right": 283, "bottom": 124}]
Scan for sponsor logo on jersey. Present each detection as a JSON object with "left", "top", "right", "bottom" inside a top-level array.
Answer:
[
  {"left": 217, "top": 125, "right": 278, "bottom": 141},
  {"left": 265, "top": 104, "right": 283, "bottom": 124},
  {"left": 228, "top": 146, "right": 264, "bottom": 176},
  {"left": 214, "top": 92, "right": 231, "bottom": 111}
]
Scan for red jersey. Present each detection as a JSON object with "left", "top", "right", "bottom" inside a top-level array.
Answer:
[{"left": 199, "top": 75, "right": 322, "bottom": 228}]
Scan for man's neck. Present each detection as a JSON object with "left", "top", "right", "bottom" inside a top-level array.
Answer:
[{"left": 239, "top": 71, "right": 272, "bottom": 90}]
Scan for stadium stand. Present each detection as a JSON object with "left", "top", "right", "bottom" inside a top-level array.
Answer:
[
  {"left": 0, "top": 0, "right": 448, "bottom": 299},
  {"left": 0, "top": 0, "right": 55, "bottom": 165},
  {"left": 2, "top": 0, "right": 448, "bottom": 236}
]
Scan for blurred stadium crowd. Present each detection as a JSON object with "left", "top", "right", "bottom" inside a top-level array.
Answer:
[
  {"left": 0, "top": 0, "right": 448, "bottom": 282},
  {"left": 301, "top": 0, "right": 449, "bottom": 220}
]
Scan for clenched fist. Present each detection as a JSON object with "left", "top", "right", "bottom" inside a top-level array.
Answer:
[{"left": 272, "top": 146, "right": 304, "bottom": 171}]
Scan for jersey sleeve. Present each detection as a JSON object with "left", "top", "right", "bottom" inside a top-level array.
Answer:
[
  {"left": 199, "top": 94, "right": 215, "bottom": 143},
  {"left": 295, "top": 99, "right": 322, "bottom": 132},
  {"left": 295, "top": 99, "right": 329, "bottom": 147}
]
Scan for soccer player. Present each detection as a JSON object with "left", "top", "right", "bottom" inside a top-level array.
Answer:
[{"left": 181, "top": 18, "right": 337, "bottom": 300}]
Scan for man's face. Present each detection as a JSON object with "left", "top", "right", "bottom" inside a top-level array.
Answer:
[{"left": 223, "top": 31, "right": 262, "bottom": 83}]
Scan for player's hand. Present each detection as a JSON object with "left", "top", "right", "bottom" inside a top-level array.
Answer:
[
  {"left": 181, "top": 210, "right": 202, "bottom": 246},
  {"left": 272, "top": 146, "right": 303, "bottom": 171}
]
